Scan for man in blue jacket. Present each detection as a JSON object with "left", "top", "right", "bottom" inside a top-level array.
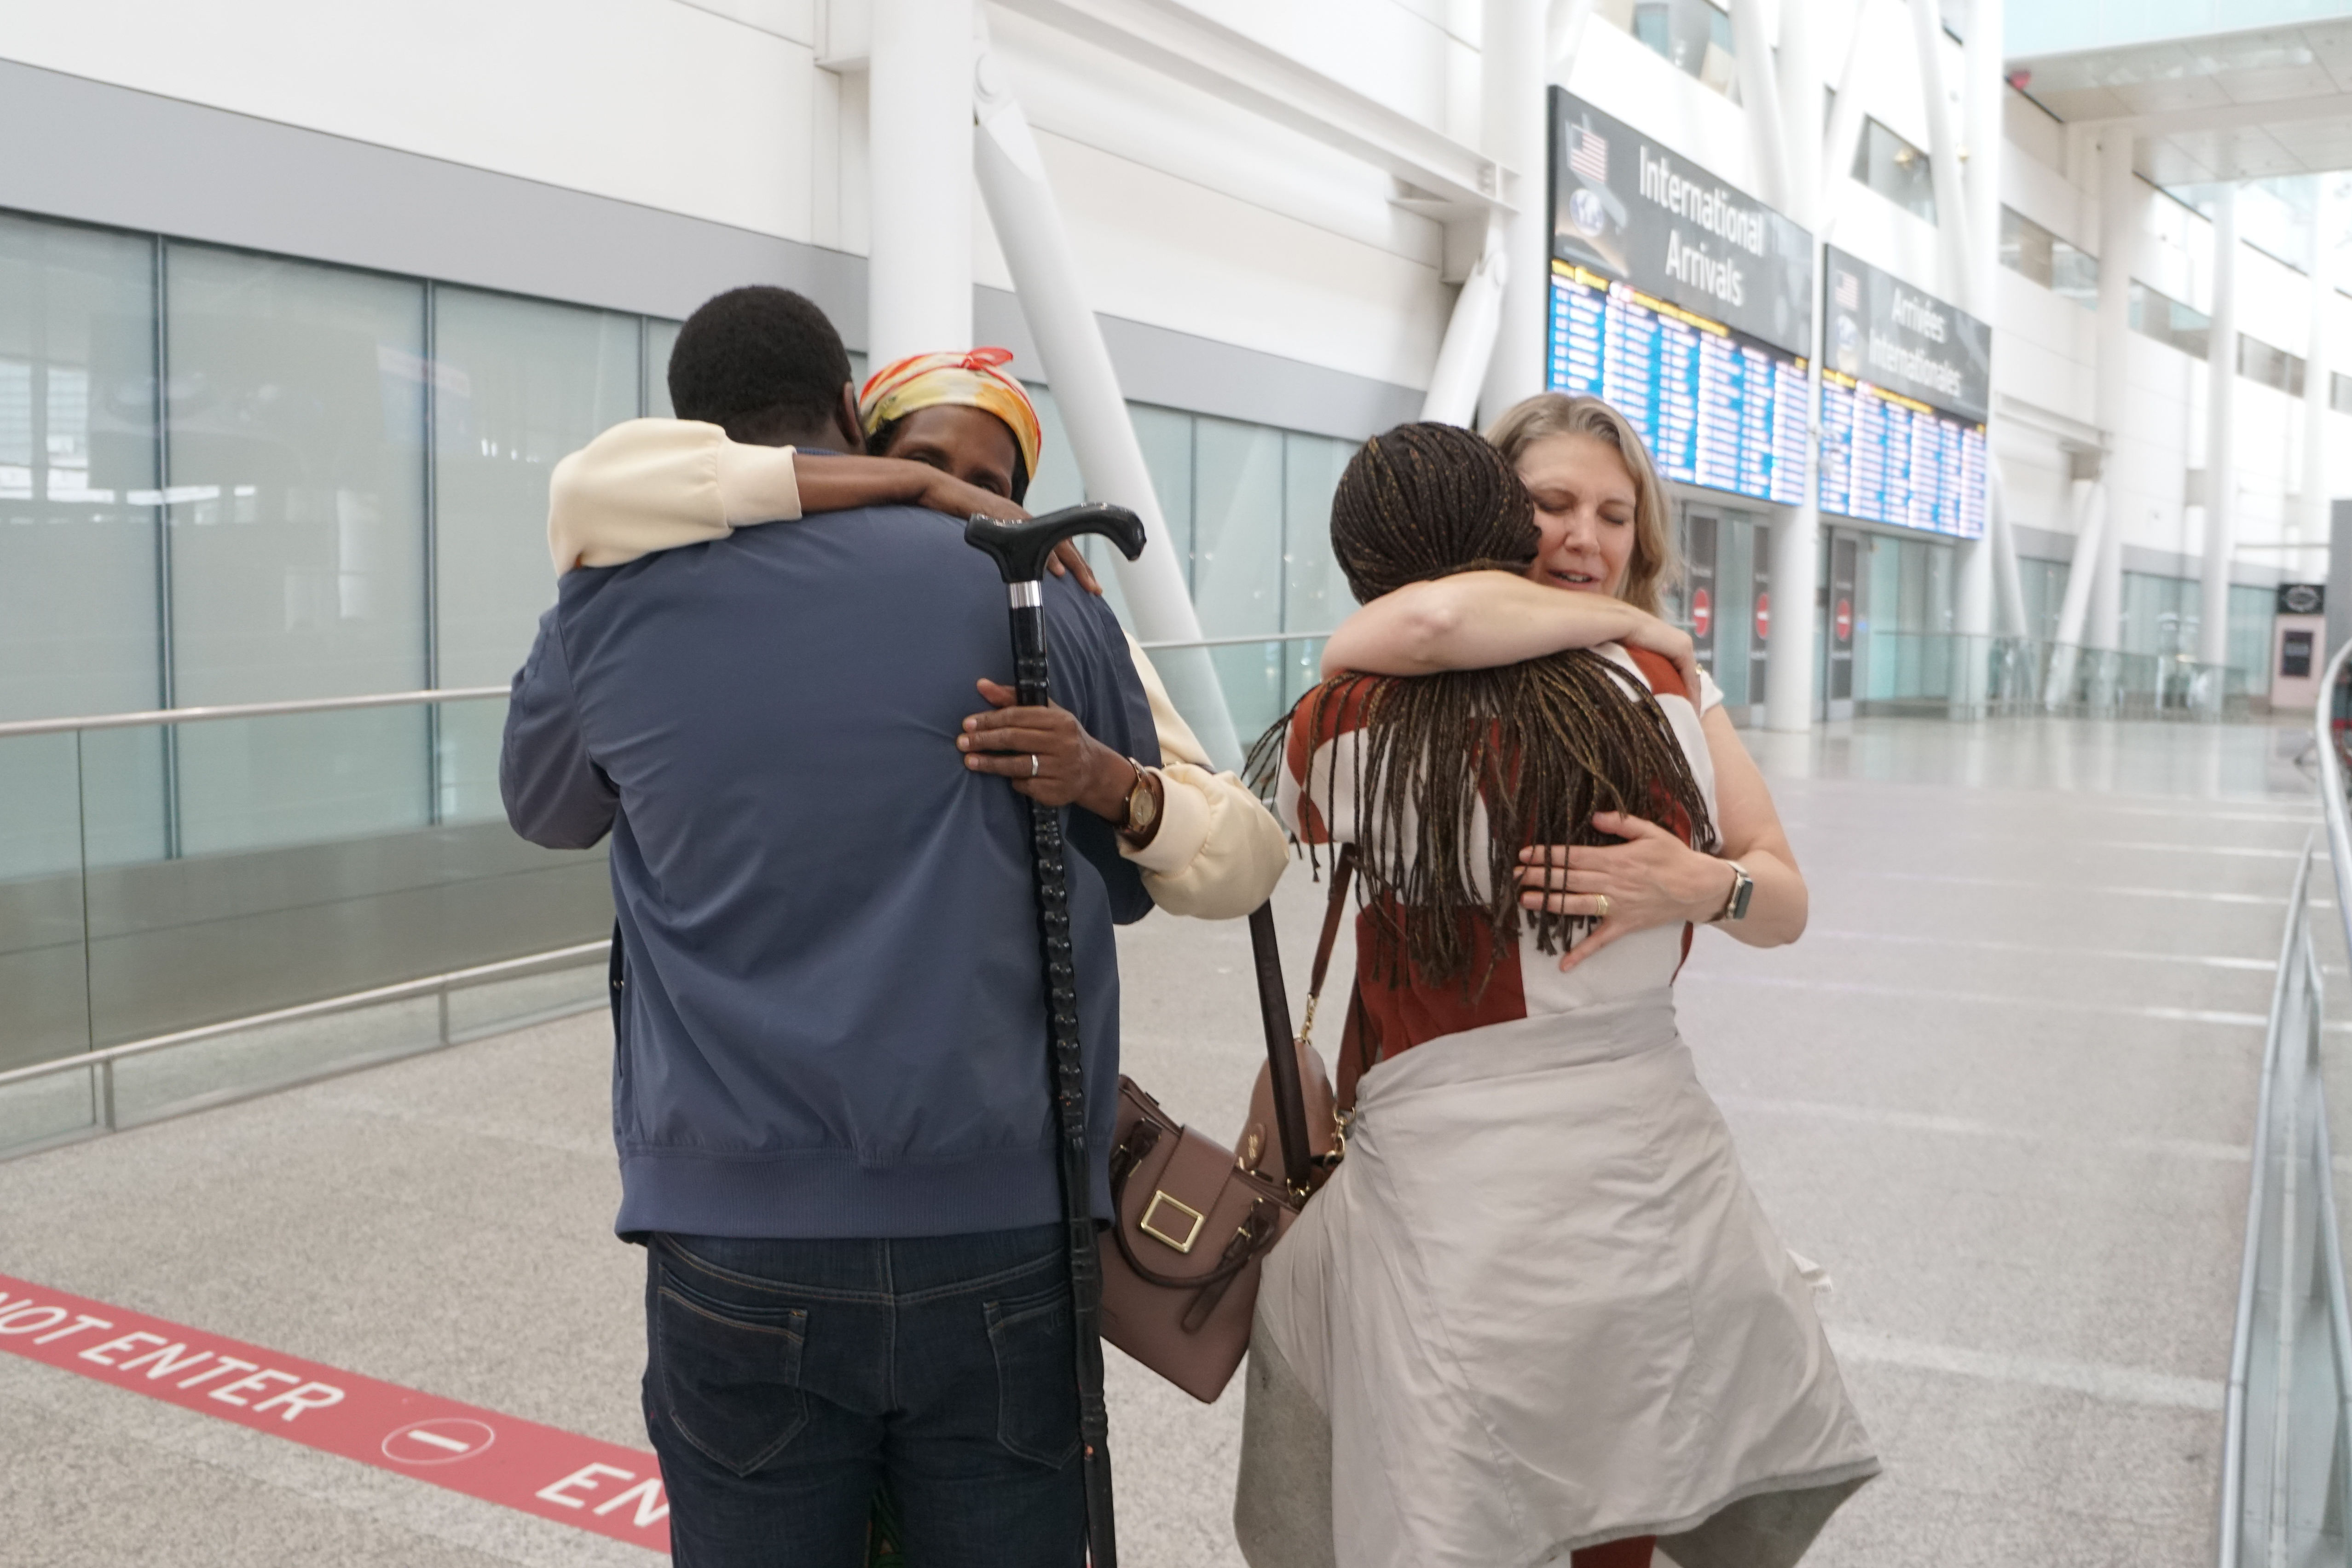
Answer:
[{"left": 501, "top": 286, "right": 1156, "bottom": 1566}]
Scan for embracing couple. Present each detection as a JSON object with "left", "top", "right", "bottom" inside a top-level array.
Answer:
[{"left": 503, "top": 284, "right": 1876, "bottom": 1566}]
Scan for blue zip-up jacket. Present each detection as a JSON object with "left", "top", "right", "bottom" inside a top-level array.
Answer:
[{"left": 500, "top": 504, "right": 1156, "bottom": 1239}]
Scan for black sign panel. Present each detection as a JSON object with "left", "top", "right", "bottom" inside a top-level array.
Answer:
[
  {"left": 1551, "top": 90, "right": 1813, "bottom": 359},
  {"left": 2279, "top": 583, "right": 2326, "bottom": 615},
  {"left": 1822, "top": 246, "right": 1991, "bottom": 424}
]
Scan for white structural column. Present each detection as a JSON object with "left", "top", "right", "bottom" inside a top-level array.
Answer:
[
  {"left": 1988, "top": 458, "right": 2030, "bottom": 636},
  {"left": 1421, "top": 216, "right": 1507, "bottom": 426},
  {"left": 1906, "top": 0, "right": 1974, "bottom": 301},
  {"left": 1765, "top": 0, "right": 1820, "bottom": 733},
  {"left": 1948, "top": 0, "right": 2002, "bottom": 714},
  {"left": 1480, "top": 0, "right": 1549, "bottom": 420},
  {"left": 2085, "top": 127, "right": 2143, "bottom": 664},
  {"left": 868, "top": 0, "right": 973, "bottom": 362},
  {"left": 2045, "top": 477, "right": 2106, "bottom": 705},
  {"left": 1728, "top": 0, "right": 1791, "bottom": 210},
  {"left": 1820, "top": 0, "right": 1877, "bottom": 241},
  {"left": 2300, "top": 180, "right": 2340, "bottom": 575},
  {"left": 2199, "top": 181, "right": 2240, "bottom": 691},
  {"left": 971, "top": 35, "right": 1242, "bottom": 767}
]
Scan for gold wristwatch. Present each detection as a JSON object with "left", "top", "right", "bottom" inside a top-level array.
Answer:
[
  {"left": 1710, "top": 861, "right": 1754, "bottom": 923},
  {"left": 1120, "top": 759, "right": 1162, "bottom": 847}
]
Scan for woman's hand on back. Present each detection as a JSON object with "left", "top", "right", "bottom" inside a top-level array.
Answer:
[
  {"left": 1516, "top": 812, "right": 1739, "bottom": 972},
  {"left": 794, "top": 453, "right": 1101, "bottom": 593}
]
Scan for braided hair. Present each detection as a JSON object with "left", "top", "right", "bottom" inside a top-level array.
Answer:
[{"left": 1249, "top": 422, "right": 1716, "bottom": 993}]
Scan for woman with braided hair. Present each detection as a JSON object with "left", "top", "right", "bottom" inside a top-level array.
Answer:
[{"left": 1234, "top": 420, "right": 1876, "bottom": 1568}]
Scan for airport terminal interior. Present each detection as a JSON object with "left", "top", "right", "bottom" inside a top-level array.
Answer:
[{"left": 10, "top": 0, "right": 2352, "bottom": 1562}]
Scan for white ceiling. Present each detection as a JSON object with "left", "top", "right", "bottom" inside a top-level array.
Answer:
[{"left": 2011, "top": 19, "right": 2352, "bottom": 182}]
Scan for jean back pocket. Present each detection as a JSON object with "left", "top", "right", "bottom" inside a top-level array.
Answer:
[
  {"left": 985, "top": 1284, "right": 1081, "bottom": 1470},
  {"left": 654, "top": 1258, "right": 811, "bottom": 1477}
]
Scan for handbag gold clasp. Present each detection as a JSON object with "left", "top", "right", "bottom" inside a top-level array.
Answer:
[{"left": 1138, "top": 1190, "right": 1206, "bottom": 1254}]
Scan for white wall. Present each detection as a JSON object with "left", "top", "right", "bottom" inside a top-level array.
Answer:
[{"left": 0, "top": 0, "right": 1456, "bottom": 392}]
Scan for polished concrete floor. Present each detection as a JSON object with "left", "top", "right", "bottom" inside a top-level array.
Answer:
[{"left": 0, "top": 715, "right": 2329, "bottom": 1566}]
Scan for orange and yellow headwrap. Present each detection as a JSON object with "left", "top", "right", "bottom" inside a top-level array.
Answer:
[{"left": 857, "top": 346, "right": 1044, "bottom": 483}]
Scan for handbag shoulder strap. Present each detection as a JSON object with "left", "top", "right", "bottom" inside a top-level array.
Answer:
[
  {"left": 1301, "top": 847, "right": 1355, "bottom": 1042},
  {"left": 1245, "top": 849, "right": 1356, "bottom": 1197}
]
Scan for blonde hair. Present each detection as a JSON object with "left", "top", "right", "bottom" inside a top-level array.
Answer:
[{"left": 1484, "top": 393, "right": 1679, "bottom": 617}]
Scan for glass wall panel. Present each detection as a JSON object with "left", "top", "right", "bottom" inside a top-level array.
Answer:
[
  {"left": 163, "top": 244, "right": 429, "bottom": 854},
  {"left": 1133, "top": 404, "right": 1195, "bottom": 575},
  {"left": 644, "top": 318, "right": 683, "bottom": 417},
  {"left": 0, "top": 731, "right": 89, "bottom": 1070},
  {"left": 1854, "top": 119, "right": 1938, "bottom": 224},
  {"left": 1192, "top": 417, "right": 1286, "bottom": 741},
  {"left": 0, "top": 214, "right": 170, "bottom": 871},
  {"left": 0, "top": 216, "right": 162, "bottom": 723},
  {"left": 432, "top": 288, "right": 638, "bottom": 822},
  {"left": 1029, "top": 386, "right": 1154, "bottom": 641},
  {"left": 1282, "top": 432, "right": 1355, "bottom": 705}
]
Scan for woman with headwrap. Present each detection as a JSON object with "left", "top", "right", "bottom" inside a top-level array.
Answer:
[
  {"left": 1235, "top": 421, "right": 1876, "bottom": 1568},
  {"left": 544, "top": 345, "right": 1287, "bottom": 919}
]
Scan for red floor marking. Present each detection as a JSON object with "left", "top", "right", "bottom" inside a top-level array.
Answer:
[{"left": 0, "top": 1273, "right": 667, "bottom": 1551}]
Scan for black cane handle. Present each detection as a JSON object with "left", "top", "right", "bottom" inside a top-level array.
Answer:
[{"left": 963, "top": 503, "right": 1147, "bottom": 584}]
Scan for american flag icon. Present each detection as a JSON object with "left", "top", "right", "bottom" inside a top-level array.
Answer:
[
  {"left": 1836, "top": 271, "right": 1861, "bottom": 310},
  {"left": 1569, "top": 125, "right": 1609, "bottom": 185}
]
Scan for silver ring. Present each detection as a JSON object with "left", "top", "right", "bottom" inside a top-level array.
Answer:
[{"left": 1029, "top": 753, "right": 1041, "bottom": 778}]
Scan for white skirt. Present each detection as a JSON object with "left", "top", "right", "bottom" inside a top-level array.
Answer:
[{"left": 1234, "top": 992, "right": 1879, "bottom": 1568}]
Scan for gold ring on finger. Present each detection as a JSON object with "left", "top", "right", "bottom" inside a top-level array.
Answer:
[{"left": 1594, "top": 894, "right": 1611, "bottom": 920}]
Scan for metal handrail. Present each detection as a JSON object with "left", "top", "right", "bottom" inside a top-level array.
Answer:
[
  {"left": 0, "top": 939, "right": 611, "bottom": 1094},
  {"left": 1136, "top": 631, "right": 1336, "bottom": 650},
  {"left": 2215, "top": 635, "right": 2352, "bottom": 1564},
  {"left": 0, "top": 684, "right": 509, "bottom": 741}
]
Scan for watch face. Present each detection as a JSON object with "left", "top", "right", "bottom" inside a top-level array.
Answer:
[{"left": 1129, "top": 777, "right": 1157, "bottom": 831}]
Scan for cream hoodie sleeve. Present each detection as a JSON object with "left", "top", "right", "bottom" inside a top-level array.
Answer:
[
  {"left": 547, "top": 417, "right": 1289, "bottom": 918},
  {"left": 1120, "top": 635, "right": 1290, "bottom": 919},
  {"left": 546, "top": 418, "right": 802, "bottom": 572}
]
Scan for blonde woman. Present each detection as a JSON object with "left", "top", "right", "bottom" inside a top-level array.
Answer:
[
  {"left": 1235, "top": 400, "right": 1874, "bottom": 1568},
  {"left": 1322, "top": 393, "right": 1808, "bottom": 966}
]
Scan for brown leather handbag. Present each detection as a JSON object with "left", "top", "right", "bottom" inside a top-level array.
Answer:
[{"left": 1096, "top": 858, "right": 1354, "bottom": 1403}]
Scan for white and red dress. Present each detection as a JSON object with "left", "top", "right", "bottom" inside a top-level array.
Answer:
[{"left": 1235, "top": 646, "right": 1878, "bottom": 1568}]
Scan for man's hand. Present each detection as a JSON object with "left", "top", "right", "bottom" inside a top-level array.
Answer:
[{"left": 957, "top": 679, "right": 1133, "bottom": 819}]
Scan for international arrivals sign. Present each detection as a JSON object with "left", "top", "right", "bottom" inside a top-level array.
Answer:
[
  {"left": 1545, "top": 89, "right": 1812, "bottom": 508},
  {"left": 1549, "top": 91, "right": 1813, "bottom": 359}
]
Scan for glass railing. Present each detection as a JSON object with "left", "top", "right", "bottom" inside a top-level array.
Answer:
[
  {"left": 1152, "top": 628, "right": 2268, "bottom": 731},
  {"left": 2215, "top": 641, "right": 2352, "bottom": 1563},
  {"left": 1853, "top": 633, "right": 2258, "bottom": 719},
  {"left": 0, "top": 689, "right": 613, "bottom": 1158}
]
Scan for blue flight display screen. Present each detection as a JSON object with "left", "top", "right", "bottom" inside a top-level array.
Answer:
[
  {"left": 1815, "top": 373, "right": 1988, "bottom": 539},
  {"left": 1547, "top": 264, "right": 1808, "bottom": 508}
]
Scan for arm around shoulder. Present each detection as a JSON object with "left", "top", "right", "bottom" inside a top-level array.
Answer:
[{"left": 1120, "top": 638, "right": 1289, "bottom": 920}]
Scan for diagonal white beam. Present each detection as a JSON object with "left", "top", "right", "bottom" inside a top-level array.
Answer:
[{"left": 991, "top": 0, "right": 1514, "bottom": 212}]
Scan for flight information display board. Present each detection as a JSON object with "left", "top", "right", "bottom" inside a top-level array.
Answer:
[
  {"left": 1814, "top": 247, "right": 1989, "bottom": 538},
  {"left": 1815, "top": 375, "right": 1987, "bottom": 538},
  {"left": 1548, "top": 262, "right": 1809, "bottom": 507}
]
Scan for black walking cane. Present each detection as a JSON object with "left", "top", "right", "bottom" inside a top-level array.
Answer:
[{"left": 963, "top": 503, "right": 1147, "bottom": 1568}]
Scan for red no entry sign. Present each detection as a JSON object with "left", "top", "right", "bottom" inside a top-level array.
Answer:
[
  {"left": 1692, "top": 587, "right": 1712, "bottom": 637},
  {"left": 1754, "top": 592, "right": 1771, "bottom": 641},
  {"left": 0, "top": 1273, "right": 668, "bottom": 1551},
  {"left": 1835, "top": 596, "right": 1854, "bottom": 642}
]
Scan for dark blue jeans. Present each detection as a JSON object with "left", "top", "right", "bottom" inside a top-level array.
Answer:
[{"left": 641, "top": 1225, "right": 1085, "bottom": 1567}]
